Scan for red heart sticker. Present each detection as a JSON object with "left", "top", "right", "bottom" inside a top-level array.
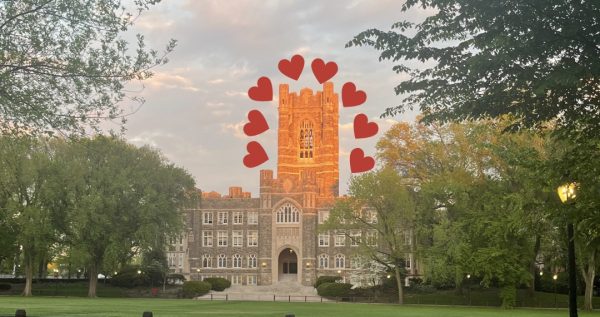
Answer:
[
  {"left": 248, "top": 77, "right": 273, "bottom": 101},
  {"left": 243, "top": 110, "right": 269, "bottom": 136},
  {"left": 311, "top": 58, "right": 338, "bottom": 84},
  {"left": 353, "top": 114, "right": 379, "bottom": 139},
  {"left": 243, "top": 141, "right": 269, "bottom": 168},
  {"left": 342, "top": 82, "right": 367, "bottom": 107},
  {"left": 350, "top": 148, "right": 375, "bottom": 173},
  {"left": 278, "top": 55, "right": 304, "bottom": 80}
]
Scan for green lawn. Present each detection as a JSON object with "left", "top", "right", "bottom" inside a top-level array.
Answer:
[{"left": 1, "top": 297, "right": 600, "bottom": 317}]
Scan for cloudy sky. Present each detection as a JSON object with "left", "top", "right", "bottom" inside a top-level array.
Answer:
[{"left": 118, "top": 0, "right": 432, "bottom": 196}]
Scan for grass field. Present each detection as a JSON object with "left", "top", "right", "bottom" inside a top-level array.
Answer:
[{"left": 1, "top": 297, "right": 600, "bottom": 317}]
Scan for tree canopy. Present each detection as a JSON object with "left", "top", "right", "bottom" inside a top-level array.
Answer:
[
  {"left": 348, "top": 0, "right": 600, "bottom": 136},
  {"left": 325, "top": 168, "right": 417, "bottom": 304},
  {"left": 0, "top": 0, "right": 175, "bottom": 135}
]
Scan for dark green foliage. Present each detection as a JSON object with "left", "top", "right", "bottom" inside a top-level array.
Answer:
[
  {"left": 317, "top": 282, "right": 353, "bottom": 298},
  {"left": 182, "top": 281, "right": 211, "bottom": 298},
  {"left": 348, "top": 0, "right": 600, "bottom": 137},
  {"left": 314, "top": 276, "right": 341, "bottom": 288},
  {"left": 0, "top": 283, "right": 11, "bottom": 291},
  {"left": 203, "top": 277, "right": 231, "bottom": 292},
  {"left": 110, "top": 266, "right": 149, "bottom": 288}
]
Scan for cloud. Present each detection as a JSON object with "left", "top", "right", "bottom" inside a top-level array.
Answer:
[
  {"left": 146, "top": 72, "right": 200, "bottom": 92},
  {"left": 221, "top": 120, "right": 247, "bottom": 140}
]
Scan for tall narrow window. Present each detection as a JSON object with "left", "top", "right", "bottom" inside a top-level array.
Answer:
[
  {"left": 248, "top": 254, "right": 257, "bottom": 268},
  {"left": 202, "top": 255, "right": 212, "bottom": 268},
  {"left": 233, "top": 254, "right": 242, "bottom": 268},
  {"left": 318, "top": 254, "right": 329, "bottom": 268},
  {"left": 299, "top": 120, "right": 314, "bottom": 159},
  {"left": 217, "top": 254, "right": 227, "bottom": 268}
]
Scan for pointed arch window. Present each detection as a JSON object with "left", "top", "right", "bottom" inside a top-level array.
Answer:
[
  {"left": 276, "top": 203, "right": 300, "bottom": 223},
  {"left": 299, "top": 120, "right": 314, "bottom": 159}
]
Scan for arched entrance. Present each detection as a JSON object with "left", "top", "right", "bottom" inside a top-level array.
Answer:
[{"left": 278, "top": 248, "right": 298, "bottom": 281}]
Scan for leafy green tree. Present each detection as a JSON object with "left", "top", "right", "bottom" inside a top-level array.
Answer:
[
  {"left": 324, "top": 168, "right": 417, "bottom": 304},
  {"left": 547, "top": 135, "right": 600, "bottom": 311},
  {"left": 377, "top": 119, "right": 553, "bottom": 307},
  {"left": 0, "top": 136, "right": 64, "bottom": 295},
  {"left": 60, "top": 136, "right": 195, "bottom": 297},
  {"left": 348, "top": 0, "right": 600, "bottom": 136},
  {"left": 0, "top": 0, "right": 176, "bottom": 135}
]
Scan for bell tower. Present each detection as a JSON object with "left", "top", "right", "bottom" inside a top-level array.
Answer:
[{"left": 277, "top": 82, "right": 339, "bottom": 199}]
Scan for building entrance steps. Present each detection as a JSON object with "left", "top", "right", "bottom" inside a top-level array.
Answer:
[{"left": 195, "top": 280, "right": 326, "bottom": 302}]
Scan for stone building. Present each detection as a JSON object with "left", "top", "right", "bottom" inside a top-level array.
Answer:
[{"left": 168, "top": 83, "right": 418, "bottom": 286}]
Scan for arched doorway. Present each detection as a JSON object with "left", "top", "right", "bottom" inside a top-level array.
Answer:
[{"left": 278, "top": 248, "right": 298, "bottom": 281}]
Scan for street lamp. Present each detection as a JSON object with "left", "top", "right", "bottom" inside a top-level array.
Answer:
[
  {"left": 553, "top": 274, "right": 558, "bottom": 309},
  {"left": 196, "top": 268, "right": 200, "bottom": 281},
  {"left": 466, "top": 274, "right": 471, "bottom": 305},
  {"left": 557, "top": 182, "right": 578, "bottom": 317}
]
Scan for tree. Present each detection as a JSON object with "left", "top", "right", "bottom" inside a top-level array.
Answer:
[
  {"left": 0, "top": 136, "right": 64, "bottom": 296},
  {"left": 0, "top": 0, "right": 176, "bottom": 135},
  {"left": 347, "top": 0, "right": 600, "bottom": 137},
  {"left": 377, "top": 119, "right": 553, "bottom": 307},
  {"left": 60, "top": 136, "right": 195, "bottom": 297},
  {"left": 547, "top": 134, "right": 600, "bottom": 311},
  {"left": 324, "top": 168, "right": 417, "bottom": 304}
]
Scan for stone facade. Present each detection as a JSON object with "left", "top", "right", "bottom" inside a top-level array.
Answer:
[{"left": 168, "top": 83, "right": 418, "bottom": 287}]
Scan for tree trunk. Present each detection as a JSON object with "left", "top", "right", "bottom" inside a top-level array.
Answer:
[
  {"left": 529, "top": 235, "right": 541, "bottom": 297},
  {"left": 394, "top": 266, "right": 404, "bottom": 304},
  {"left": 88, "top": 263, "right": 98, "bottom": 298},
  {"left": 22, "top": 253, "right": 34, "bottom": 296},
  {"left": 37, "top": 257, "right": 47, "bottom": 279},
  {"left": 581, "top": 250, "right": 596, "bottom": 311}
]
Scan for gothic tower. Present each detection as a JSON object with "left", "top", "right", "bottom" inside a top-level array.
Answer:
[{"left": 277, "top": 82, "right": 339, "bottom": 199}]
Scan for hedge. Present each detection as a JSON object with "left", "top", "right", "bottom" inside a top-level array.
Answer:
[
  {"left": 182, "top": 281, "right": 211, "bottom": 298},
  {"left": 314, "top": 275, "right": 341, "bottom": 288},
  {"left": 203, "top": 277, "right": 231, "bottom": 291},
  {"left": 0, "top": 283, "right": 11, "bottom": 291},
  {"left": 317, "top": 282, "right": 353, "bottom": 297}
]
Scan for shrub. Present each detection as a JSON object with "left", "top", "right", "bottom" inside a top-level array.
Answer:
[
  {"left": 182, "top": 281, "right": 211, "bottom": 298},
  {"left": 110, "top": 265, "right": 149, "bottom": 288},
  {"left": 314, "top": 275, "right": 341, "bottom": 288},
  {"left": 0, "top": 283, "right": 11, "bottom": 291},
  {"left": 317, "top": 282, "right": 353, "bottom": 298},
  {"left": 204, "top": 277, "right": 231, "bottom": 291}
]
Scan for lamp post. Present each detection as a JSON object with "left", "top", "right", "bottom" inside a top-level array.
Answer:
[
  {"left": 466, "top": 274, "right": 471, "bottom": 305},
  {"left": 557, "top": 182, "right": 578, "bottom": 317},
  {"left": 553, "top": 274, "right": 558, "bottom": 309},
  {"left": 196, "top": 268, "right": 200, "bottom": 281}
]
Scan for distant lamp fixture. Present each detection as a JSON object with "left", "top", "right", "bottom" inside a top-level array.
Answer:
[
  {"left": 386, "top": 274, "right": 391, "bottom": 279},
  {"left": 196, "top": 268, "right": 200, "bottom": 273},
  {"left": 114, "top": 271, "right": 118, "bottom": 275},
  {"left": 137, "top": 270, "right": 142, "bottom": 274},
  {"left": 289, "top": 249, "right": 294, "bottom": 253},
  {"left": 553, "top": 274, "right": 558, "bottom": 281},
  {"left": 539, "top": 271, "right": 543, "bottom": 276},
  {"left": 305, "top": 262, "right": 311, "bottom": 268},
  {"left": 77, "top": 269, "right": 81, "bottom": 273},
  {"left": 557, "top": 183, "right": 577, "bottom": 203},
  {"left": 466, "top": 274, "right": 471, "bottom": 279},
  {"left": 261, "top": 262, "right": 267, "bottom": 268},
  {"left": 337, "top": 270, "right": 342, "bottom": 274}
]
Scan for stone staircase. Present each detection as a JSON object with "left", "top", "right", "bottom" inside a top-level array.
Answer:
[{"left": 196, "top": 279, "right": 324, "bottom": 302}]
